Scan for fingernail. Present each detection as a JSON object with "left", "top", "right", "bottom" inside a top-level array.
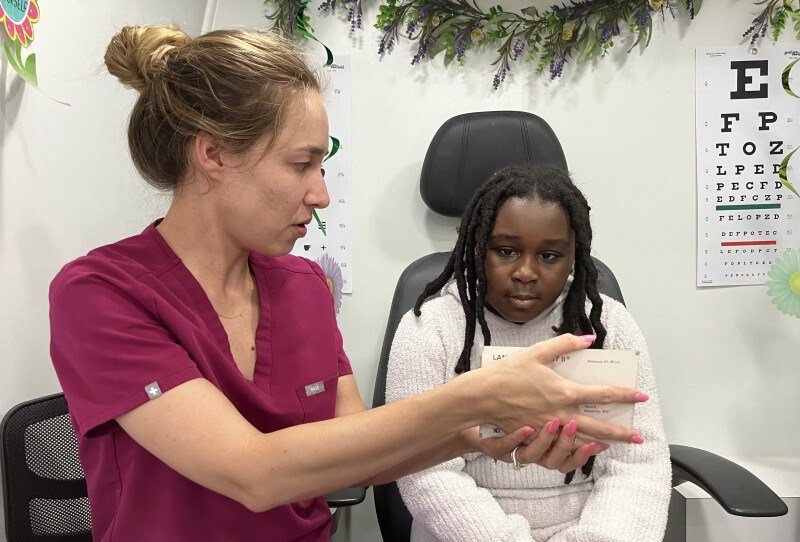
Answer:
[
  {"left": 635, "top": 392, "right": 649, "bottom": 402},
  {"left": 547, "top": 419, "right": 560, "bottom": 434},
  {"left": 579, "top": 334, "right": 597, "bottom": 344},
  {"left": 631, "top": 435, "right": 645, "bottom": 444},
  {"left": 522, "top": 426, "right": 535, "bottom": 437},
  {"left": 564, "top": 419, "right": 577, "bottom": 437},
  {"left": 585, "top": 442, "right": 596, "bottom": 455}
]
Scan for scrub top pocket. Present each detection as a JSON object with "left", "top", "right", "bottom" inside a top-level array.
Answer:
[{"left": 295, "top": 373, "right": 339, "bottom": 424}]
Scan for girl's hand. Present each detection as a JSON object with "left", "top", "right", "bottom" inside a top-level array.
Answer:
[
  {"left": 515, "top": 419, "right": 609, "bottom": 473},
  {"left": 461, "top": 425, "right": 535, "bottom": 461},
  {"left": 462, "top": 420, "right": 609, "bottom": 473}
]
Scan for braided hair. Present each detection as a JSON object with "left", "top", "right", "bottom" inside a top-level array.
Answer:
[{"left": 413, "top": 165, "right": 605, "bottom": 483}]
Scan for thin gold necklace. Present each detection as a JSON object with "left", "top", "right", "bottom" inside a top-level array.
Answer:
[{"left": 215, "top": 273, "right": 255, "bottom": 320}]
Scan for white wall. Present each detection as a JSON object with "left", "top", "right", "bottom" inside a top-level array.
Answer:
[{"left": 2, "top": 0, "right": 798, "bottom": 540}]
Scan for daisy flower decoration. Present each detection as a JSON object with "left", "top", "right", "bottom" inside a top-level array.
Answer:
[
  {"left": 766, "top": 248, "right": 800, "bottom": 319},
  {"left": 316, "top": 253, "right": 345, "bottom": 314},
  {"left": 1, "top": 0, "right": 39, "bottom": 47}
]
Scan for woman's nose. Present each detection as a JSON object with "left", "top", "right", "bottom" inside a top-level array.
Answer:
[{"left": 306, "top": 168, "right": 330, "bottom": 209}]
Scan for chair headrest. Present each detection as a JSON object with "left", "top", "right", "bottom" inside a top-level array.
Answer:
[{"left": 420, "top": 111, "right": 568, "bottom": 217}]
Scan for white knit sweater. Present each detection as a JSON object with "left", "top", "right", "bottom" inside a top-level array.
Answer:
[{"left": 385, "top": 282, "right": 671, "bottom": 542}]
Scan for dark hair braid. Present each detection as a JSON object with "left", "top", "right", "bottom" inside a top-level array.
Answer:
[{"left": 550, "top": 182, "right": 607, "bottom": 348}]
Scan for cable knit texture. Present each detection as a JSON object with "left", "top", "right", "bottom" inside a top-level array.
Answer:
[{"left": 385, "top": 281, "right": 671, "bottom": 542}]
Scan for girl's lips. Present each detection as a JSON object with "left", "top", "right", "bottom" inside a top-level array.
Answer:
[{"left": 507, "top": 295, "right": 537, "bottom": 308}]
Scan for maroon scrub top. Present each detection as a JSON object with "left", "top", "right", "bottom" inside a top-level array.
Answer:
[{"left": 49, "top": 224, "right": 353, "bottom": 541}]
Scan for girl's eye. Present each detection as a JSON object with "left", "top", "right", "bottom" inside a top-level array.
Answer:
[
  {"left": 540, "top": 252, "right": 561, "bottom": 262},
  {"left": 497, "top": 248, "right": 516, "bottom": 258}
]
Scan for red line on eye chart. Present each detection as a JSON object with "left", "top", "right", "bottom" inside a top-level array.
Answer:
[{"left": 720, "top": 240, "right": 778, "bottom": 247}]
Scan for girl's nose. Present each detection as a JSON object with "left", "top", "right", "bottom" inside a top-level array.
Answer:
[{"left": 512, "top": 256, "right": 538, "bottom": 282}]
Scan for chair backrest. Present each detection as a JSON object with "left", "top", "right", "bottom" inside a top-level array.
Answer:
[
  {"left": 1, "top": 393, "right": 91, "bottom": 542},
  {"left": 371, "top": 111, "right": 625, "bottom": 541}
]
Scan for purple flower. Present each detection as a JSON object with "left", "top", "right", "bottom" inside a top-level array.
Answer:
[
  {"left": 412, "top": 35, "right": 434, "bottom": 65},
  {"left": 549, "top": 55, "right": 566, "bottom": 79},
  {"left": 316, "top": 253, "right": 345, "bottom": 313},
  {"left": 511, "top": 40, "right": 525, "bottom": 61},
  {"left": 492, "top": 66, "right": 508, "bottom": 90}
]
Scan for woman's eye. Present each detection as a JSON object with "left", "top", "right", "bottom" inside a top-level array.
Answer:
[
  {"left": 295, "top": 163, "right": 310, "bottom": 172},
  {"left": 497, "top": 248, "right": 516, "bottom": 257}
]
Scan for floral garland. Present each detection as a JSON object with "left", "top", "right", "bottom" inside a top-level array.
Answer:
[{"left": 264, "top": 0, "right": 800, "bottom": 89}]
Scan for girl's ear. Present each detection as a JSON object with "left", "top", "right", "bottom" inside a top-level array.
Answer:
[{"left": 192, "top": 133, "right": 225, "bottom": 179}]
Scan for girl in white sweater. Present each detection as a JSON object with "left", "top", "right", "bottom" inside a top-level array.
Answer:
[{"left": 386, "top": 166, "right": 671, "bottom": 541}]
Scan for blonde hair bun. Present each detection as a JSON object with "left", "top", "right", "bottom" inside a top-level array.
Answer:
[{"left": 104, "top": 25, "right": 191, "bottom": 93}]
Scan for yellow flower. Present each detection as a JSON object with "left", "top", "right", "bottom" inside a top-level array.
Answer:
[
  {"left": 649, "top": 0, "right": 664, "bottom": 9},
  {"left": 471, "top": 27, "right": 484, "bottom": 41},
  {"left": 431, "top": 16, "right": 441, "bottom": 28},
  {"left": 561, "top": 26, "right": 574, "bottom": 41}
]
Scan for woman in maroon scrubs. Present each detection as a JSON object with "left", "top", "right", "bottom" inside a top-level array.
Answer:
[{"left": 49, "top": 25, "right": 647, "bottom": 541}]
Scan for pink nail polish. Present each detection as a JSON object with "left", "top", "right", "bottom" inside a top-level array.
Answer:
[
  {"left": 635, "top": 392, "right": 649, "bottom": 402},
  {"left": 631, "top": 435, "right": 645, "bottom": 444},
  {"left": 522, "top": 427, "right": 535, "bottom": 437},
  {"left": 585, "top": 442, "right": 596, "bottom": 455},
  {"left": 579, "top": 334, "right": 597, "bottom": 344},
  {"left": 564, "top": 420, "right": 577, "bottom": 437},
  {"left": 547, "top": 419, "right": 560, "bottom": 434}
]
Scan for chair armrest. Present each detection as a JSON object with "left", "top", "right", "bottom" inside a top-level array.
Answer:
[
  {"left": 325, "top": 486, "right": 367, "bottom": 508},
  {"left": 670, "top": 444, "right": 788, "bottom": 517}
]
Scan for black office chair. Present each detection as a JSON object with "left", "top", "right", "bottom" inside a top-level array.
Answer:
[
  {"left": 1, "top": 393, "right": 91, "bottom": 542},
  {"left": 1, "top": 393, "right": 365, "bottom": 541},
  {"left": 371, "top": 111, "right": 788, "bottom": 542}
]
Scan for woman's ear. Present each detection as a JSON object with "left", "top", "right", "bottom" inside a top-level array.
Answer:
[{"left": 192, "top": 133, "right": 225, "bottom": 179}]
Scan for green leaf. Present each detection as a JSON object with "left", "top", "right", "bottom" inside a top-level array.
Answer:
[
  {"left": 520, "top": 6, "right": 539, "bottom": 17},
  {"left": 443, "top": 48, "right": 455, "bottom": 66},
  {"left": 782, "top": 57, "right": 800, "bottom": 98},
  {"left": 694, "top": 0, "right": 703, "bottom": 15},
  {"left": 627, "top": 20, "right": 651, "bottom": 53},
  {"left": 5, "top": 40, "right": 38, "bottom": 87},
  {"left": 778, "top": 147, "right": 800, "bottom": 197},
  {"left": 426, "top": 38, "right": 449, "bottom": 60},
  {"left": 576, "top": 31, "right": 598, "bottom": 63},
  {"left": 325, "top": 136, "right": 341, "bottom": 162},
  {"left": 3, "top": 40, "right": 22, "bottom": 73},
  {"left": 22, "top": 51, "right": 38, "bottom": 87}
]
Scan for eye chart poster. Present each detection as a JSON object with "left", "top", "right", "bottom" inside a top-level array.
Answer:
[
  {"left": 290, "top": 56, "right": 353, "bottom": 294},
  {"left": 696, "top": 46, "right": 800, "bottom": 287}
]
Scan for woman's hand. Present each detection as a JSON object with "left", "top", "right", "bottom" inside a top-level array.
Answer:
[{"left": 472, "top": 333, "right": 648, "bottom": 444}]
